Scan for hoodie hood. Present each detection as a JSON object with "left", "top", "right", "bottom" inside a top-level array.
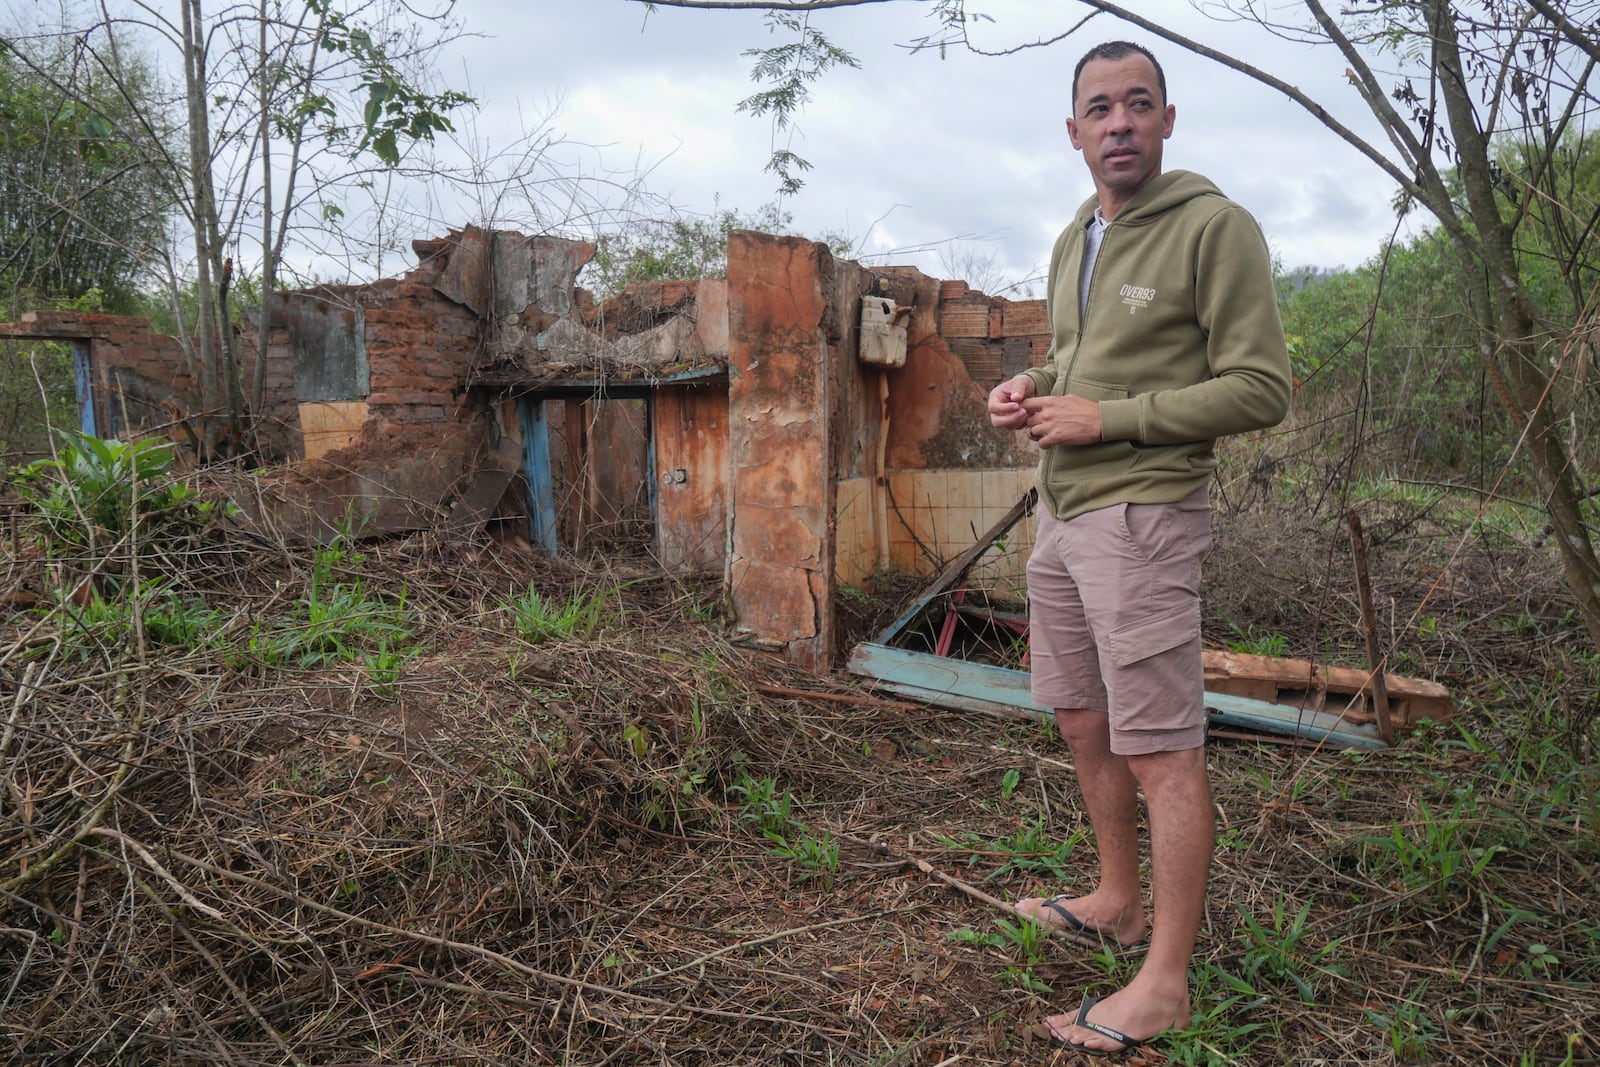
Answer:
[{"left": 1072, "top": 170, "right": 1224, "bottom": 228}]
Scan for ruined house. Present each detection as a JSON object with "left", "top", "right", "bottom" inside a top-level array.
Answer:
[{"left": 0, "top": 227, "right": 1050, "bottom": 671}]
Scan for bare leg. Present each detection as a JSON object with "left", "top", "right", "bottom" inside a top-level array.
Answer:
[
  {"left": 1015, "top": 708, "right": 1146, "bottom": 945},
  {"left": 1049, "top": 745, "right": 1212, "bottom": 1050}
]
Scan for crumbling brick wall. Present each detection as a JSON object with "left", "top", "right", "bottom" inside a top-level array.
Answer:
[{"left": 0, "top": 312, "right": 194, "bottom": 444}]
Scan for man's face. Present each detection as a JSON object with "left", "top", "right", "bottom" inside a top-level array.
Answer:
[{"left": 1066, "top": 54, "right": 1175, "bottom": 216}]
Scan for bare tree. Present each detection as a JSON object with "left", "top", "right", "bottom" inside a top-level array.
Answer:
[{"left": 8, "top": 0, "right": 474, "bottom": 456}]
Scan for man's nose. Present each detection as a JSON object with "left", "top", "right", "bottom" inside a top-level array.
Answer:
[{"left": 1106, "top": 105, "right": 1134, "bottom": 133}]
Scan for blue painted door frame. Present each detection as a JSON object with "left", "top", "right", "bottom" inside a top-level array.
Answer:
[
  {"left": 514, "top": 392, "right": 659, "bottom": 556},
  {"left": 73, "top": 341, "right": 97, "bottom": 438},
  {"left": 516, "top": 396, "right": 558, "bottom": 552}
]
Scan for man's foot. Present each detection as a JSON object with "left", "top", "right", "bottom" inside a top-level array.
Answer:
[
  {"left": 1043, "top": 987, "right": 1189, "bottom": 1057},
  {"left": 1013, "top": 892, "right": 1145, "bottom": 946}
]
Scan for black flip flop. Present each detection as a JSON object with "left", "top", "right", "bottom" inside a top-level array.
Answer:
[{"left": 1051, "top": 995, "right": 1162, "bottom": 1058}]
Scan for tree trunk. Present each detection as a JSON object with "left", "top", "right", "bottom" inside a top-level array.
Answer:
[
  {"left": 181, "top": 0, "right": 223, "bottom": 456},
  {"left": 1431, "top": 1, "right": 1600, "bottom": 650}
]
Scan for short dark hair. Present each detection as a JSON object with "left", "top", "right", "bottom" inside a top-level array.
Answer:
[{"left": 1072, "top": 41, "right": 1167, "bottom": 113}]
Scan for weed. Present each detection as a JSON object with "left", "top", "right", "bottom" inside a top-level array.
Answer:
[
  {"left": 57, "top": 581, "right": 227, "bottom": 658},
  {"left": 14, "top": 433, "right": 217, "bottom": 562},
  {"left": 1233, "top": 898, "right": 1345, "bottom": 1003},
  {"left": 266, "top": 579, "right": 413, "bottom": 668},
  {"left": 1000, "top": 965, "right": 1052, "bottom": 994},
  {"left": 1359, "top": 798, "right": 1502, "bottom": 904},
  {"left": 728, "top": 768, "right": 795, "bottom": 837},
  {"left": 946, "top": 923, "right": 1054, "bottom": 994},
  {"left": 989, "top": 814, "right": 1081, "bottom": 881},
  {"left": 1165, "top": 964, "right": 1273, "bottom": 1065},
  {"left": 622, "top": 723, "right": 651, "bottom": 758},
  {"left": 993, "top": 916, "right": 1050, "bottom": 964},
  {"left": 142, "top": 591, "right": 229, "bottom": 649},
  {"left": 1363, "top": 983, "right": 1441, "bottom": 1063},
  {"left": 1519, "top": 942, "right": 1559, "bottom": 980},
  {"left": 1224, "top": 622, "right": 1288, "bottom": 657},
  {"left": 363, "top": 641, "right": 419, "bottom": 700},
  {"left": 767, "top": 825, "right": 840, "bottom": 884},
  {"left": 499, "top": 582, "right": 617, "bottom": 644}
]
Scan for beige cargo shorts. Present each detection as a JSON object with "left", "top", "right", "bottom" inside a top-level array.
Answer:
[{"left": 1027, "top": 486, "right": 1211, "bottom": 755}]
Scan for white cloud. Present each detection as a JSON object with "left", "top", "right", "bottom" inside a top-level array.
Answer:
[{"left": 429, "top": 0, "right": 1424, "bottom": 285}]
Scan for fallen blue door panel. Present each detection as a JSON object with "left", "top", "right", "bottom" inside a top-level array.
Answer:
[{"left": 847, "top": 642, "right": 1387, "bottom": 751}]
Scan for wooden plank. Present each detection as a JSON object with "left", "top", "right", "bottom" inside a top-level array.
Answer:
[
  {"left": 1201, "top": 649, "right": 1451, "bottom": 728},
  {"left": 299, "top": 400, "right": 367, "bottom": 460},
  {"left": 1201, "top": 649, "right": 1449, "bottom": 700}
]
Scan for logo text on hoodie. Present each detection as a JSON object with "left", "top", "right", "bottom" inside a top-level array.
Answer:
[{"left": 1120, "top": 283, "right": 1155, "bottom": 314}]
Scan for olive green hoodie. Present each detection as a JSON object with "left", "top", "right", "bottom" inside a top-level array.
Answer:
[{"left": 1022, "top": 170, "right": 1291, "bottom": 521}]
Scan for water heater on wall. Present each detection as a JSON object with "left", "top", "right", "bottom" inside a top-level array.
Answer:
[{"left": 858, "top": 295, "right": 912, "bottom": 368}]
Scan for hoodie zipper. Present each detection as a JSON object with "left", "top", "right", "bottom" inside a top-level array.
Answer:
[{"left": 1042, "top": 220, "right": 1106, "bottom": 516}]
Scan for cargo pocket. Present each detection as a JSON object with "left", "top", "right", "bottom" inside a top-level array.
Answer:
[{"left": 1108, "top": 602, "right": 1200, "bottom": 669}]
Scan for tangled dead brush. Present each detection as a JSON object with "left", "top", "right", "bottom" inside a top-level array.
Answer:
[{"left": 2, "top": 451, "right": 1598, "bottom": 1065}]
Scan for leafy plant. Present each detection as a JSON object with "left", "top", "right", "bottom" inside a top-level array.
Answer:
[
  {"left": 1224, "top": 622, "right": 1289, "bottom": 657},
  {"left": 1363, "top": 984, "right": 1442, "bottom": 1063},
  {"left": 1359, "top": 799, "right": 1502, "bottom": 905},
  {"left": 56, "top": 580, "right": 228, "bottom": 659},
  {"left": 257, "top": 577, "right": 413, "bottom": 670},
  {"left": 948, "top": 919, "right": 1054, "bottom": 994},
  {"left": 363, "top": 640, "right": 419, "bottom": 700},
  {"left": 728, "top": 768, "right": 795, "bottom": 837},
  {"left": 987, "top": 814, "right": 1081, "bottom": 881},
  {"left": 15, "top": 433, "right": 220, "bottom": 563},
  {"left": 1156, "top": 960, "right": 1277, "bottom": 1066}
]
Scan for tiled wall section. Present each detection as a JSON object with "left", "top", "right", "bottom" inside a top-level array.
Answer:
[{"left": 837, "top": 468, "right": 1036, "bottom": 597}]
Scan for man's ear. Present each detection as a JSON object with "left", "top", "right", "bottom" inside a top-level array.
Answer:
[{"left": 1066, "top": 117, "right": 1083, "bottom": 150}]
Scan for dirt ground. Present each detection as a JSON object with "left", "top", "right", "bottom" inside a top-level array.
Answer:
[{"left": 2, "top": 493, "right": 1597, "bottom": 1066}]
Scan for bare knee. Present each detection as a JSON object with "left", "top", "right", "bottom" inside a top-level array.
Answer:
[
  {"left": 1126, "top": 746, "right": 1210, "bottom": 801},
  {"left": 1054, "top": 707, "right": 1110, "bottom": 753}
]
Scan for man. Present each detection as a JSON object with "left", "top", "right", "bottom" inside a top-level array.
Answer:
[{"left": 986, "top": 41, "right": 1290, "bottom": 1056}]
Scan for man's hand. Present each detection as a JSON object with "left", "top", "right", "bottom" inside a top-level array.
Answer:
[
  {"left": 1022, "top": 393, "right": 1103, "bottom": 447},
  {"left": 987, "top": 374, "right": 1036, "bottom": 429}
]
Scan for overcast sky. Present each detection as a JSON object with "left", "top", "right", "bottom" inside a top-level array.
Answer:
[{"left": 419, "top": 0, "right": 1431, "bottom": 292}]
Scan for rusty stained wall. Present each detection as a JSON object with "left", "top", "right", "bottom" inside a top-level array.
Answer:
[
  {"left": 240, "top": 229, "right": 602, "bottom": 540},
  {"left": 718, "top": 230, "right": 1051, "bottom": 667},
  {"left": 724, "top": 232, "right": 880, "bottom": 670},
  {"left": 727, "top": 232, "right": 832, "bottom": 669},
  {"left": 831, "top": 269, "right": 1045, "bottom": 592},
  {"left": 1, "top": 229, "right": 1052, "bottom": 669}
]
